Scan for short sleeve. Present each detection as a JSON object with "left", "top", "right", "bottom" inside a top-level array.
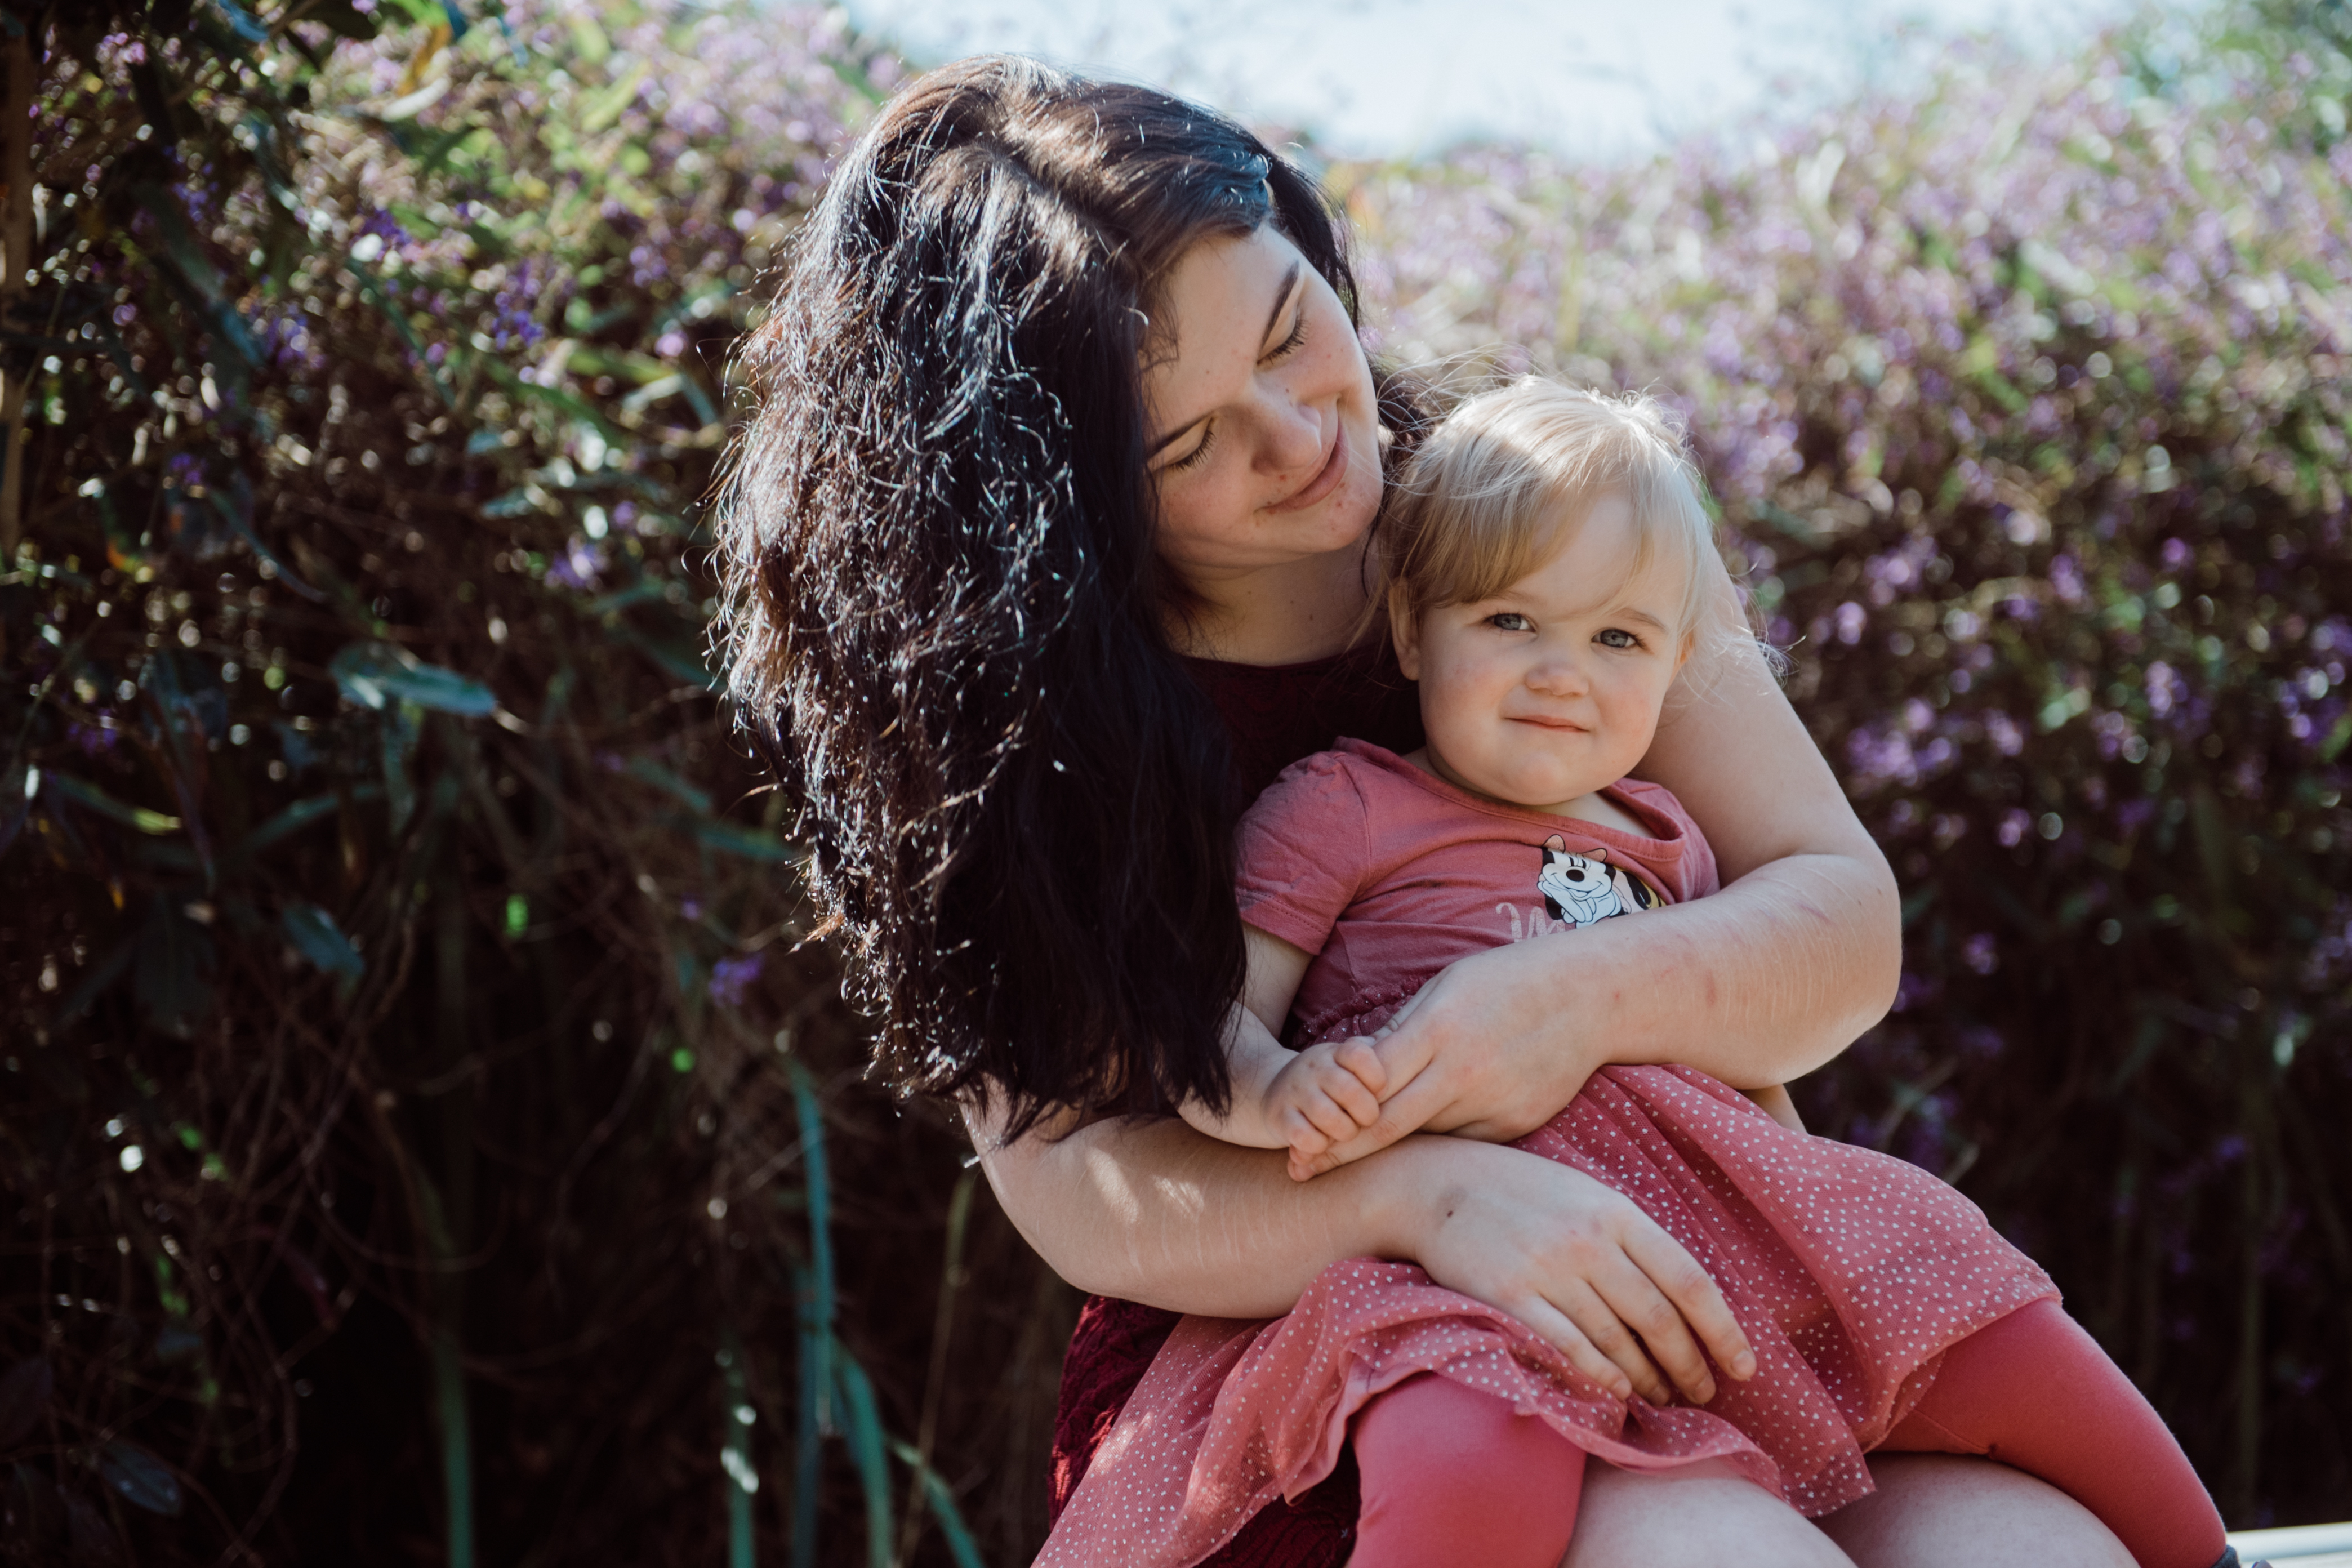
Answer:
[
  {"left": 1232, "top": 751, "right": 1372, "bottom": 957},
  {"left": 1616, "top": 778, "right": 1721, "bottom": 901}
]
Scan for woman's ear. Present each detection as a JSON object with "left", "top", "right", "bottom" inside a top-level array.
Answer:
[{"left": 1389, "top": 587, "right": 1424, "bottom": 680}]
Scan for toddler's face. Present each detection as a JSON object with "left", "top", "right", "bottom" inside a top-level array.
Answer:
[{"left": 1395, "top": 490, "right": 1688, "bottom": 811}]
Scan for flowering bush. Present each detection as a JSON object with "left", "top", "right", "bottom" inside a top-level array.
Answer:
[
  {"left": 3, "top": 0, "right": 2347, "bottom": 1557},
  {"left": 1340, "top": 15, "right": 2351, "bottom": 1521},
  {"left": 1, "top": 5, "right": 1035, "bottom": 1565}
]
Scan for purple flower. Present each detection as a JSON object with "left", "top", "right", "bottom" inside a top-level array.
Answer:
[
  {"left": 708, "top": 954, "right": 763, "bottom": 1008},
  {"left": 547, "top": 537, "right": 604, "bottom": 591},
  {"left": 1961, "top": 933, "right": 1999, "bottom": 975}
]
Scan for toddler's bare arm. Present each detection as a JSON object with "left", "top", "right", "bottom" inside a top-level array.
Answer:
[{"left": 1178, "top": 928, "right": 1388, "bottom": 1168}]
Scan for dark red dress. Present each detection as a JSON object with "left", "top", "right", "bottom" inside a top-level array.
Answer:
[{"left": 1046, "top": 640, "right": 1421, "bottom": 1567}]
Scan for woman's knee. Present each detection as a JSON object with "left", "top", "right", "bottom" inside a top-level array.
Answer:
[
  {"left": 1818, "top": 1454, "right": 2134, "bottom": 1568},
  {"left": 1563, "top": 1461, "right": 1858, "bottom": 1568}
]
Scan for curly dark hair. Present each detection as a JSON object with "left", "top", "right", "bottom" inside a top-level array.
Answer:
[{"left": 715, "top": 56, "right": 1374, "bottom": 1133}]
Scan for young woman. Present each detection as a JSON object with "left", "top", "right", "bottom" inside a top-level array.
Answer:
[{"left": 717, "top": 55, "right": 2157, "bottom": 1566}]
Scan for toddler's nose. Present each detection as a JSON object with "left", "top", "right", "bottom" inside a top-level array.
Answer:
[{"left": 1526, "top": 653, "right": 1589, "bottom": 697}]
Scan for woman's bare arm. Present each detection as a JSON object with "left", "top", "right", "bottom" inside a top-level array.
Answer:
[{"left": 968, "top": 1098, "right": 1757, "bottom": 1407}]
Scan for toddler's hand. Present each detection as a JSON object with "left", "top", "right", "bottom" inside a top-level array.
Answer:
[{"left": 1266, "top": 1037, "right": 1387, "bottom": 1180}]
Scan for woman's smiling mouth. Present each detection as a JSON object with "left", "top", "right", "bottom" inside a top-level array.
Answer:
[{"left": 1265, "top": 421, "right": 1348, "bottom": 514}]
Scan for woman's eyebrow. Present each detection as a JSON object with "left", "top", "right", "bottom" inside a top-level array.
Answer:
[
  {"left": 1146, "top": 262, "right": 1307, "bottom": 459},
  {"left": 1259, "top": 262, "right": 1304, "bottom": 348}
]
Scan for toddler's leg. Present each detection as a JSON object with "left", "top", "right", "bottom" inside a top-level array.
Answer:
[
  {"left": 1879, "top": 1300, "right": 2227, "bottom": 1568},
  {"left": 1350, "top": 1373, "right": 1588, "bottom": 1568}
]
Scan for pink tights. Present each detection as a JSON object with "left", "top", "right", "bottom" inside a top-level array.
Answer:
[{"left": 1347, "top": 1301, "right": 2226, "bottom": 1568}]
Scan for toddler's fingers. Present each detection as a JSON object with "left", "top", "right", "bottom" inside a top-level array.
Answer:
[
  {"left": 1621, "top": 1223, "right": 1756, "bottom": 1388},
  {"left": 1547, "top": 1276, "right": 1677, "bottom": 1407},
  {"left": 1313, "top": 1059, "right": 1383, "bottom": 1129},
  {"left": 1288, "top": 1095, "right": 1361, "bottom": 1148},
  {"left": 1501, "top": 1293, "right": 1634, "bottom": 1402}
]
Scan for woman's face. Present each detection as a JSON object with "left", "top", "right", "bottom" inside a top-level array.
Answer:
[{"left": 1140, "top": 225, "right": 1384, "bottom": 587}]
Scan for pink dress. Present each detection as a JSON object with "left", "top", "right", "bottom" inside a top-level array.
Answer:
[{"left": 1036, "top": 740, "right": 2057, "bottom": 1568}]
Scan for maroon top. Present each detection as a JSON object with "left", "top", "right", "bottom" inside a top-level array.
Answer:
[{"left": 1045, "top": 639, "right": 1422, "bottom": 1567}]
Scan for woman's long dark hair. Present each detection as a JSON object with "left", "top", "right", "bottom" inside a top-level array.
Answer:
[{"left": 716, "top": 57, "right": 1365, "bottom": 1134}]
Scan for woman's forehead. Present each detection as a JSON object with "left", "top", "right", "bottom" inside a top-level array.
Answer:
[{"left": 1139, "top": 228, "right": 1302, "bottom": 426}]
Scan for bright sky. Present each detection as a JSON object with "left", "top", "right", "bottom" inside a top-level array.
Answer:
[{"left": 841, "top": 0, "right": 2170, "bottom": 161}]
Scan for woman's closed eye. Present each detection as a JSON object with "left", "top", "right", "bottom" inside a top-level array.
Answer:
[
  {"left": 1263, "top": 305, "right": 1307, "bottom": 363},
  {"left": 1164, "top": 421, "right": 1217, "bottom": 473}
]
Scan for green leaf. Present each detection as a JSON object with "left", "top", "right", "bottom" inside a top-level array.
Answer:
[
  {"left": 97, "top": 1440, "right": 184, "bottom": 1517},
  {"left": 207, "top": 0, "right": 269, "bottom": 43},
  {"left": 135, "top": 899, "right": 217, "bottom": 1038},
  {"left": 887, "top": 1440, "right": 986, "bottom": 1568},
  {"left": 39, "top": 772, "right": 182, "bottom": 834},
  {"left": 330, "top": 642, "right": 497, "bottom": 716},
  {"left": 282, "top": 902, "right": 365, "bottom": 980},
  {"left": 616, "top": 629, "right": 719, "bottom": 691},
  {"left": 220, "top": 785, "right": 385, "bottom": 872},
  {"left": 669, "top": 814, "right": 799, "bottom": 865},
  {"left": 579, "top": 58, "right": 651, "bottom": 133},
  {"left": 624, "top": 757, "right": 712, "bottom": 814},
  {"left": 831, "top": 1354, "right": 892, "bottom": 1568}
]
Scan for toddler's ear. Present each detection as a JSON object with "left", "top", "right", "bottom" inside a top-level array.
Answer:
[{"left": 1388, "top": 586, "right": 1423, "bottom": 679}]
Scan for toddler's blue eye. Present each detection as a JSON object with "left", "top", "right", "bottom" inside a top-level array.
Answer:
[
  {"left": 1487, "top": 612, "right": 1531, "bottom": 632},
  {"left": 1597, "top": 627, "right": 1641, "bottom": 649}
]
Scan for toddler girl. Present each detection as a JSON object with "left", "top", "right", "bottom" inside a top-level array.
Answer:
[{"left": 1041, "top": 380, "right": 2232, "bottom": 1568}]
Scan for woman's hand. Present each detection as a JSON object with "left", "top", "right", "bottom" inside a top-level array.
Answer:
[{"left": 1402, "top": 1137, "right": 1757, "bottom": 1407}]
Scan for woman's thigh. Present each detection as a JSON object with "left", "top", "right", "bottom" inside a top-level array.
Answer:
[
  {"left": 1563, "top": 1460, "right": 1857, "bottom": 1568},
  {"left": 1816, "top": 1454, "right": 2135, "bottom": 1568}
]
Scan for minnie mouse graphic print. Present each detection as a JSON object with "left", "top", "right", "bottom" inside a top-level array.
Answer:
[{"left": 1536, "top": 838, "right": 1660, "bottom": 926}]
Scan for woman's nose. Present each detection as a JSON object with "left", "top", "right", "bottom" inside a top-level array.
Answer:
[{"left": 1252, "top": 382, "right": 1327, "bottom": 475}]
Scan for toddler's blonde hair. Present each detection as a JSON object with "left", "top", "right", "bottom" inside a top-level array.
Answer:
[{"left": 1380, "top": 378, "right": 1718, "bottom": 644}]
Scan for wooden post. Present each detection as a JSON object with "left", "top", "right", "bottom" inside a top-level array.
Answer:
[{"left": 0, "top": 22, "right": 34, "bottom": 562}]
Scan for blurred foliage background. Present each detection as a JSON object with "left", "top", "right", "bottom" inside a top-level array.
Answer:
[{"left": 0, "top": 0, "right": 2345, "bottom": 1562}]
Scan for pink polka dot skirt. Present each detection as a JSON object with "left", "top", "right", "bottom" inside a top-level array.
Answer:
[{"left": 1037, "top": 1065, "right": 2057, "bottom": 1568}]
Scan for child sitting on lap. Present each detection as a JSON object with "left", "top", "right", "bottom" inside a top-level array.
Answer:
[{"left": 1042, "top": 379, "right": 2233, "bottom": 1568}]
